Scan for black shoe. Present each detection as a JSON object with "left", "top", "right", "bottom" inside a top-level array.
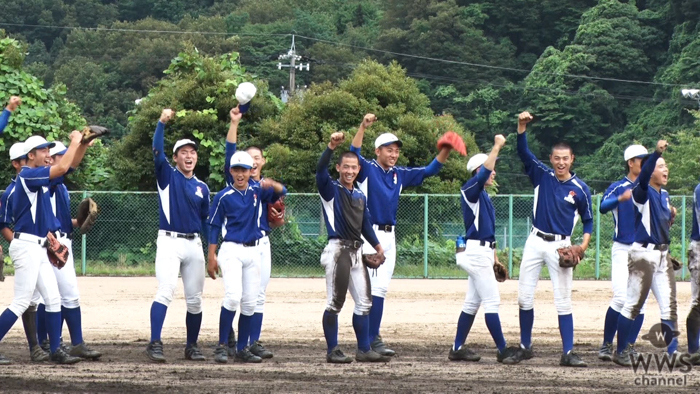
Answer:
[
  {"left": 30, "top": 345, "right": 49, "bottom": 362},
  {"left": 448, "top": 345, "right": 481, "bottom": 362},
  {"left": 249, "top": 341, "right": 273, "bottom": 359},
  {"left": 214, "top": 345, "right": 228, "bottom": 364},
  {"left": 40, "top": 339, "right": 49, "bottom": 353},
  {"left": 0, "top": 354, "right": 11, "bottom": 365},
  {"left": 70, "top": 342, "right": 102, "bottom": 360},
  {"left": 326, "top": 347, "right": 353, "bottom": 364},
  {"left": 227, "top": 329, "right": 237, "bottom": 357},
  {"left": 370, "top": 335, "right": 396, "bottom": 357},
  {"left": 613, "top": 344, "right": 633, "bottom": 367},
  {"left": 598, "top": 342, "right": 613, "bottom": 361},
  {"left": 497, "top": 346, "right": 521, "bottom": 364},
  {"left": 50, "top": 348, "right": 81, "bottom": 365},
  {"left": 356, "top": 349, "right": 390, "bottom": 362},
  {"left": 689, "top": 351, "right": 700, "bottom": 366},
  {"left": 184, "top": 343, "right": 205, "bottom": 361},
  {"left": 560, "top": 351, "right": 587, "bottom": 367},
  {"left": 235, "top": 347, "right": 263, "bottom": 363},
  {"left": 146, "top": 340, "right": 166, "bottom": 363}
]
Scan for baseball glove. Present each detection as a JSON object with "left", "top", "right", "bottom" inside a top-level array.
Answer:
[
  {"left": 557, "top": 245, "right": 585, "bottom": 268},
  {"left": 437, "top": 131, "right": 467, "bottom": 156},
  {"left": 81, "top": 125, "right": 110, "bottom": 144},
  {"left": 267, "top": 197, "right": 285, "bottom": 229},
  {"left": 493, "top": 261, "right": 507, "bottom": 282},
  {"left": 76, "top": 198, "right": 99, "bottom": 234},
  {"left": 45, "top": 232, "right": 68, "bottom": 269},
  {"left": 362, "top": 254, "right": 385, "bottom": 269},
  {"left": 668, "top": 254, "right": 682, "bottom": 271}
]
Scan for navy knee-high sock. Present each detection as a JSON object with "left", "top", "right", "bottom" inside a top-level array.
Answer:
[
  {"left": 322, "top": 310, "right": 339, "bottom": 354},
  {"left": 36, "top": 303, "right": 47, "bottom": 344},
  {"left": 558, "top": 314, "right": 574, "bottom": 354},
  {"left": 352, "top": 313, "right": 371, "bottom": 352},
  {"left": 369, "top": 296, "right": 384, "bottom": 342},
  {"left": 149, "top": 302, "right": 168, "bottom": 342},
  {"left": 662, "top": 319, "right": 679, "bottom": 354},
  {"left": 62, "top": 306, "right": 83, "bottom": 346},
  {"left": 46, "top": 311, "right": 62, "bottom": 354},
  {"left": 0, "top": 309, "right": 19, "bottom": 341},
  {"left": 616, "top": 315, "right": 634, "bottom": 353},
  {"left": 485, "top": 313, "right": 506, "bottom": 352},
  {"left": 249, "top": 312, "right": 263, "bottom": 345},
  {"left": 186, "top": 312, "right": 202, "bottom": 346},
  {"left": 237, "top": 314, "right": 253, "bottom": 352},
  {"left": 218, "top": 307, "right": 236, "bottom": 346},
  {"left": 602, "top": 307, "right": 620, "bottom": 344},
  {"left": 629, "top": 314, "right": 644, "bottom": 344},
  {"left": 520, "top": 309, "right": 534, "bottom": 348},
  {"left": 453, "top": 312, "right": 476, "bottom": 350}
]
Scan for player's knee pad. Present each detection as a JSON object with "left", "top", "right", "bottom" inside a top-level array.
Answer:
[
  {"left": 461, "top": 302, "right": 479, "bottom": 315},
  {"left": 154, "top": 283, "right": 176, "bottom": 306},
  {"left": 239, "top": 298, "right": 256, "bottom": 316},
  {"left": 222, "top": 297, "right": 240, "bottom": 313},
  {"left": 553, "top": 296, "right": 572, "bottom": 315},
  {"left": 482, "top": 297, "right": 500, "bottom": 315},
  {"left": 185, "top": 297, "right": 202, "bottom": 315},
  {"left": 517, "top": 291, "right": 535, "bottom": 311},
  {"left": 353, "top": 298, "right": 372, "bottom": 315}
]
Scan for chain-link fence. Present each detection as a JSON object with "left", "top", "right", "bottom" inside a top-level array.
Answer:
[{"left": 1, "top": 192, "right": 694, "bottom": 280}]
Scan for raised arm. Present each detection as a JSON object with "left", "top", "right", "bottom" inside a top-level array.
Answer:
[
  {"left": 49, "top": 131, "right": 83, "bottom": 180},
  {"left": 351, "top": 113, "right": 376, "bottom": 149},
  {"left": 225, "top": 106, "right": 242, "bottom": 185},
  {"left": 153, "top": 109, "right": 173, "bottom": 185},
  {"left": 0, "top": 96, "right": 21, "bottom": 134},
  {"left": 316, "top": 132, "right": 344, "bottom": 200}
]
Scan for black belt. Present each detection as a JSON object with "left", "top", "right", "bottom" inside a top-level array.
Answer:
[
  {"left": 534, "top": 231, "right": 568, "bottom": 242},
  {"left": 376, "top": 224, "right": 393, "bottom": 233},
  {"left": 60, "top": 232, "right": 72, "bottom": 240},
  {"left": 163, "top": 231, "right": 197, "bottom": 240},
  {"left": 480, "top": 240, "right": 497, "bottom": 249},
  {"left": 332, "top": 238, "right": 363, "bottom": 249},
  {"left": 243, "top": 239, "right": 260, "bottom": 247},
  {"left": 641, "top": 243, "right": 669, "bottom": 251}
]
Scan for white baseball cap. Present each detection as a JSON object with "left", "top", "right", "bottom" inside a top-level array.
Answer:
[
  {"left": 230, "top": 151, "right": 254, "bottom": 169},
  {"left": 50, "top": 141, "right": 68, "bottom": 157},
  {"left": 235, "top": 82, "right": 257, "bottom": 114},
  {"left": 9, "top": 142, "right": 26, "bottom": 161},
  {"left": 624, "top": 145, "right": 649, "bottom": 161},
  {"left": 467, "top": 153, "right": 490, "bottom": 172},
  {"left": 374, "top": 133, "right": 403, "bottom": 149},
  {"left": 23, "top": 136, "right": 55, "bottom": 155},
  {"left": 173, "top": 139, "right": 197, "bottom": 154}
]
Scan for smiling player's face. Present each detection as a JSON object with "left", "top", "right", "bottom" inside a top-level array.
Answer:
[
  {"left": 651, "top": 157, "right": 668, "bottom": 187},
  {"left": 375, "top": 143, "right": 400, "bottom": 169},
  {"left": 173, "top": 146, "right": 197, "bottom": 176},
  {"left": 549, "top": 148, "right": 574, "bottom": 180},
  {"left": 28, "top": 147, "right": 51, "bottom": 168},
  {"left": 247, "top": 148, "right": 266, "bottom": 180},
  {"left": 335, "top": 156, "right": 360, "bottom": 189},
  {"left": 230, "top": 167, "right": 251, "bottom": 191}
]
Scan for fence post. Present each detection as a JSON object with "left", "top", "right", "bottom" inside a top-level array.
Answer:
[
  {"left": 682, "top": 196, "right": 687, "bottom": 280},
  {"left": 81, "top": 190, "right": 87, "bottom": 276},
  {"left": 508, "top": 195, "right": 513, "bottom": 274},
  {"left": 595, "top": 194, "right": 601, "bottom": 280},
  {"left": 423, "top": 194, "right": 429, "bottom": 279}
]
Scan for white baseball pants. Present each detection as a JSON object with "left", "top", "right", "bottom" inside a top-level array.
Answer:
[
  {"left": 621, "top": 243, "right": 677, "bottom": 321},
  {"left": 53, "top": 237, "right": 80, "bottom": 309},
  {"left": 690, "top": 241, "right": 700, "bottom": 309},
  {"left": 322, "top": 240, "right": 371, "bottom": 315},
  {"left": 610, "top": 242, "right": 646, "bottom": 314},
  {"left": 218, "top": 241, "right": 262, "bottom": 316},
  {"left": 254, "top": 236, "right": 271, "bottom": 314},
  {"left": 153, "top": 234, "right": 205, "bottom": 314},
  {"left": 362, "top": 227, "right": 396, "bottom": 298},
  {"left": 8, "top": 238, "right": 61, "bottom": 316},
  {"left": 457, "top": 240, "right": 500, "bottom": 315},
  {"left": 517, "top": 233, "right": 573, "bottom": 315}
]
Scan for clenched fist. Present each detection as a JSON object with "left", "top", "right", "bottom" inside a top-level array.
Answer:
[
  {"left": 160, "top": 109, "right": 174, "bottom": 124},
  {"left": 230, "top": 106, "right": 242, "bottom": 124},
  {"left": 361, "top": 113, "right": 377, "bottom": 128},
  {"left": 517, "top": 111, "right": 533, "bottom": 134},
  {"left": 618, "top": 189, "right": 632, "bottom": 202},
  {"left": 656, "top": 140, "right": 668, "bottom": 154},
  {"left": 494, "top": 134, "right": 506, "bottom": 148},
  {"left": 6, "top": 96, "right": 21, "bottom": 112},
  {"left": 329, "top": 132, "right": 345, "bottom": 150}
]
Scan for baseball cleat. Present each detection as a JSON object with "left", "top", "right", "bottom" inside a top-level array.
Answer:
[
  {"left": 326, "top": 347, "right": 353, "bottom": 364},
  {"left": 30, "top": 345, "right": 50, "bottom": 362},
  {"left": 214, "top": 345, "right": 229, "bottom": 364},
  {"left": 370, "top": 335, "right": 395, "bottom": 357},
  {"left": 50, "top": 348, "right": 82, "bottom": 365},
  {"left": 184, "top": 343, "right": 205, "bottom": 361},
  {"left": 497, "top": 346, "right": 521, "bottom": 364},
  {"left": 146, "top": 340, "right": 166, "bottom": 363},
  {"left": 355, "top": 349, "right": 390, "bottom": 362},
  {"left": 560, "top": 351, "right": 587, "bottom": 367},
  {"left": 227, "top": 329, "right": 237, "bottom": 357},
  {"left": 40, "top": 339, "right": 50, "bottom": 353},
  {"left": 234, "top": 347, "right": 263, "bottom": 363},
  {"left": 598, "top": 342, "right": 613, "bottom": 361},
  {"left": 249, "top": 341, "right": 273, "bottom": 359},
  {"left": 0, "top": 354, "right": 12, "bottom": 365},
  {"left": 70, "top": 342, "right": 102, "bottom": 360},
  {"left": 613, "top": 344, "right": 633, "bottom": 367},
  {"left": 448, "top": 345, "right": 481, "bottom": 362},
  {"left": 689, "top": 351, "right": 700, "bottom": 365}
]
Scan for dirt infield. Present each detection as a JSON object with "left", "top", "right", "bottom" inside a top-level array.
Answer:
[{"left": 0, "top": 277, "right": 698, "bottom": 393}]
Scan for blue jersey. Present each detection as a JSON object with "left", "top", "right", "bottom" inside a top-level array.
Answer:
[
  {"left": 12, "top": 166, "right": 61, "bottom": 237},
  {"left": 692, "top": 183, "right": 700, "bottom": 242},
  {"left": 517, "top": 133, "right": 593, "bottom": 236},
  {"left": 632, "top": 151, "right": 671, "bottom": 245},
  {"left": 0, "top": 109, "right": 10, "bottom": 134},
  {"left": 317, "top": 148, "right": 380, "bottom": 247},
  {"left": 0, "top": 178, "right": 17, "bottom": 229},
  {"left": 226, "top": 142, "right": 273, "bottom": 234},
  {"left": 350, "top": 145, "right": 442, "bottom": 226},
  {"left": 153, "top": 121, "right": 210, "bottom": 233},
  {"left": 600, "top": 177, "right": 636, "bottom": 245},
  {"left": 50, "top": 181, "right": 73, "bottom": 235},
  {"left": 208, "top": 183, "right": 285, "bottom": 244},
  {"left": 460, "top": 166, "right": 496, "bottom": 242}
]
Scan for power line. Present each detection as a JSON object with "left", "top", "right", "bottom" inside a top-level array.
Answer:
[{"left": 0, "top": 22, "right": 290, "bottom": 37}]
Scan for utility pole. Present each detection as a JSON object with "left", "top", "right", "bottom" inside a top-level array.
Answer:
[{"left": 277, "top": 35, "right": 309, "bottom": 95}]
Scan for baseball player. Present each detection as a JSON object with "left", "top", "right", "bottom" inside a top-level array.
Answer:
[
  {"left": 222, "top": 106, "right": 278, "bottom": 359},
  {"left": 317, "top": 132, "right": 388, "bottom": 364},
  {"left": 614, "top": 140, "right": 679, "bottom": 367},
  {"left": 509, "top": 112, "right": 592, "bottom": 367},
  {"left": 146, "top": 109, "right": 210, "bottom": 363},
  {"left": 350, "top": 114, "right": 453, "bottom": 356},
  {"left": 450, "top": 134, "right": 521, "bottom": 364},
  {"left": 597, "top": 145, "right": 649, "bottom": 361},
  {"left": 0, "top": 131, "right": 86, "bottom": 365},
  {"left": 687, "top": 180, "right": 700, "bottom": 364},
  {"left": 207, "top": 150, "right": 286, "bottom": 364},
  {"left": 0, "top": 142, "right": 50, "bottom": 362},
  {"left": 0, "top": 96, "right": 21, "bottom": 135}
]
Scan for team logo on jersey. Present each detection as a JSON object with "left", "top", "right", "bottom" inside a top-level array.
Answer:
[
  {"left": 195, "top": 186, "right": 203, "bottom": 198},
  {"left": 564, "top": 190, "right": 576, "bottom": 205},
  {"left": 253, "top": 193, "right": 258, "bottom": 207},
  {"left": 393, "top": 172, "right": 397, "bottom": 185}
]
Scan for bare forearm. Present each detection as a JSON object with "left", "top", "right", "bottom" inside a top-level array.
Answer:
[
  {"left": 436, "top": 147, "right": 451, "bottom": 163},
  {"left": 227, "top": 121, "right": 238, "bottom": 144},
  {"left": 580, "top": 233, "right": 591, "bottom": 251},
  {"left": 351, "top": 124, "right": 366, "bottom": 148},
  {"left": 0, "top": 228, "right": 13, "bottom": 243}
]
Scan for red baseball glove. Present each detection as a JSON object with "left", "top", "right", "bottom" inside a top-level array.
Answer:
[
  {"left": 45, "top": 232, "right": 69, "bottom": 269},
  {"left": 437, "top": 131, "right": 467, "bottom": 156},
  {"left": 557, "top": 245, "right": 585, "bottom": 268},
  {"left": 267, "top": 197, "right": 285, "bottom": 229}
]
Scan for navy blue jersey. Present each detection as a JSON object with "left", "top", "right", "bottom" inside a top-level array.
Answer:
[
  {"left": 153, "top": 121, "right": 210, "bottom": 233},
  {"left": 0, "top": 178, "right": 17, "bottom": 229},
  {"left": 226, "top": 142, "right": 274, "bottom": 234},
  {"left": 692, "top": 183, "right": 700, "bottom": 242},
  {"left": 12, "top": 166, "right": 61, "bottom": 236},
  {"left": 632, "top": 151, "right": 671, "bottom": 245},
  {"left": 349, "top": 145, "right": 442, "bottom": 226},
  {"left": 316, "top": 148, "right": 380, "bottom": 248},
  {"left": 600, "top": 177, "right": 636, "bottom": 245},
  {"left": 517, "top": 133, "right": 593, "bottom": 236},
  {"left": 208, "top": 182, "right": 285, "bottom": 244},
  {"left": 253, "top": 178, "right": 272, "bottom": 234},
  {"left": 50, "top": 182, "right": 73, "bottom": 235},
  {"left": 0, "top": 109, "right": 10, "bottom": 134},
  {"left": 460, "top": 166, "right": 496, "bottom": 242}
]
